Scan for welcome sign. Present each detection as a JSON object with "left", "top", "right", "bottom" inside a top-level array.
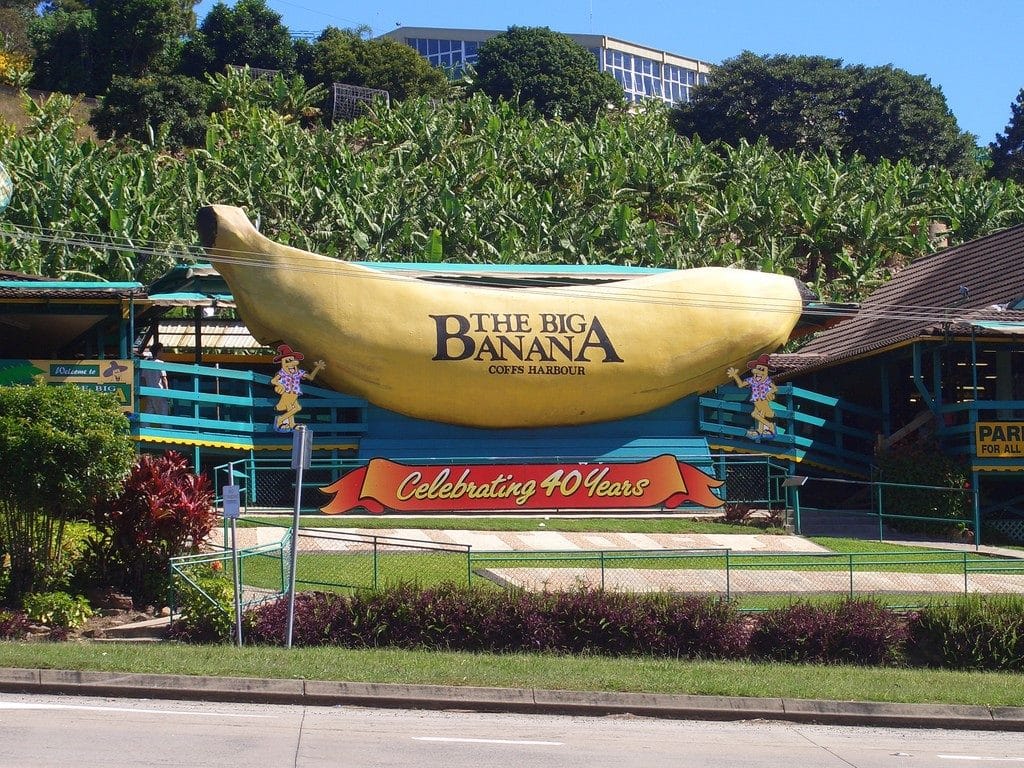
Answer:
[
  {"left": 319, "top": 455, "right": 724, "bottom": 514},
  {"left": 0, "top": 359, "right": 135, "bottom": 412}
]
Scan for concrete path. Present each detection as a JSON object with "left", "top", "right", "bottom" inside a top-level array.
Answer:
[
  {"left": 235, "top": 527, "right": 831, "bottom": 553},
  {"left": 480, "top": 566, "right": 1024, "bottom": 594},
  {"left": 223, "top": 526, "right": 1024, "bottom": 596}
]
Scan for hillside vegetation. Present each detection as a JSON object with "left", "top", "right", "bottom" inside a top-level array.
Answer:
[{"left": 1, "top": 91, "right": 1023, "bottom": 302}]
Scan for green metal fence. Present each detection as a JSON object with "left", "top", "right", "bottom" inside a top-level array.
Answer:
[
  {"left": 467, "top": 548, "right": 1024, "bottom": 608},
  {"left": 789, "top": 476, "right": 977, "bottom": 542},
  {"left": 169, "top": 525, "right": 472, "bottom": 631},
  {"left": 169, "top": 533, "right": 292, "bottom": 621},
  {"left": 283, "top": 525, "right": 472, "bottom": 592}
]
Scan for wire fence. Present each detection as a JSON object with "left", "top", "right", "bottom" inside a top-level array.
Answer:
[
  {"left": 169, "top": 534, "right": 291, "bottom": 618},
  {"left": 791, "top": 476, "right": 978, "bottom": 543},
  {"left": 285, "top": 527, "right": 471, "bottom": 592},
  {"left": 173, "top": 521, "right": 1024, "bottom": 625},
  {"left": 169, "top": 525, "right": 473, "bottom": 626},
  {"left": 468, "top": 548, "right": 1024, "bottom": 608}
]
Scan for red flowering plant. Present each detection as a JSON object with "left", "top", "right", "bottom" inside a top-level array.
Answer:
[{"left": 86, "top": 452, "right": 215, "bottom": 605}]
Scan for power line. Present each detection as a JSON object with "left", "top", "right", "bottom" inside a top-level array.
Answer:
[{"left": 0, "top": 223, "right": 1000, "bottom": 325}]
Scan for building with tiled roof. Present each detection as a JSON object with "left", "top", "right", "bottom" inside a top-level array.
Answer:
[
  {"left": 769, "top": 224, "right": 1024, "bottom": 540},
  {"left": 790, "top": 224, "right": 1024, "bottom": 373}
]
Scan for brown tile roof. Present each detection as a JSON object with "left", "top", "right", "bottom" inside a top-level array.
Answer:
[
  {"left": 0, "top": 284, "right": 143, "bottom": 300},
  {"left": 0, "top": 270, "right": 45, "bottom": 281},
  {"left": 793, "top": 224, "right": 1024, "bottom": 371}
]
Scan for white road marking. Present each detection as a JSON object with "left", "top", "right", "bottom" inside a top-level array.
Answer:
[
  {"left": 0, "top": 701, "right": 276, "bottom": 718},
  {"left": 938, "top": 757, "right": 1024, "bottom": 763},
  {"left": 413, "top": 736, "right": 563, "bottom": 746}
]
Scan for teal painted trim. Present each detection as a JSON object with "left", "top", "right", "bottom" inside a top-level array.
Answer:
[
  {"left": 145, "top": 292, "right": 233, "bottom": 302},
  {"left": 155, "top": 361, "right": 260, "bottom": 381},
  {"left": 970, "top": 321, "right": 1024, "bottom": 331},
  {"left": 912, "top": 342, "right": 936, "bottom": 413},
  {"left": 0, "top": 280, "right": 142, "bottom": 290},
  {"left": 881, "top": 363, "right": 891, "bottom": 436},
  {"left": 138, "top": 385, "right": 255, "bottom": 408},
  {"left": 136, "top": 411, "right": 366, "bottom": 436},
  {"left": 136, "top": 412, "right": 259, "bottom": 434},
  {"left": 784, "top": 386, "right": 839, "bottom": 408},
  {"left": 699, "top": 395, "right": 874, "bottom": 444},
  {"left": 698, "top": 421, "right": 795, "bottom": 444},
  {"left": 949, "top": 399, "right": 1024, "bottom": 411}
]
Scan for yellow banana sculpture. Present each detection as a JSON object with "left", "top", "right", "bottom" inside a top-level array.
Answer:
[{"left": 197, "top": 205, "right": 810, "bottom": 429}]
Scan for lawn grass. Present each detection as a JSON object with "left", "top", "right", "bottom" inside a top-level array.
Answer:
[{"left": 2, "top": 641, "right": 1022, "bottom": 707}]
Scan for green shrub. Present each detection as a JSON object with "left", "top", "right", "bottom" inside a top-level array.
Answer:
[
  {"left": 0, "top": 383, "right": 133, "bottom": 603},
  {"left": 0, "top": 609, "right": 29, "bottom": 639},
  {"left": 87, "top": 451, "right": 215, "bottom": 605},
  {"left": 875, "top": 439, "right": 970, "bottom": 535},
  {"left": 22, "top": 591, "right": 93, "bottom": 629},
  {"left": 90, "top": 74, "right": 213, "bottom": 149},
  {"left": 170, "top": 565, "right": 234, "bottom": 643},
  {"left": 907, "top": 596, "right": 1024, "bottom": 671}
]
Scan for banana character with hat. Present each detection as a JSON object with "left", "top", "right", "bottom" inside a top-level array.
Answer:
[
  {"left": 727, "top": 354, "right": 777, "bottom": 439},
  {"left": 271, "top": 343, "right": 325, "bottom": 431}
]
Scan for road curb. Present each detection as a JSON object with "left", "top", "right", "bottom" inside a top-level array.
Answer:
[{"left": 2, "top": 667, "right": 1024, "bottom": 731}]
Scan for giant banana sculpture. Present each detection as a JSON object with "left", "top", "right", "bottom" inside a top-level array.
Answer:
[{"left": 197, "top": 205, "right": 816, "bottom": 429}]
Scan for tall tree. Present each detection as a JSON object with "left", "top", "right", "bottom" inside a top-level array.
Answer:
[
  {"left": 304, "top": 27, "right": 448, "bottom": 103},
  {"left": 989, "top": 88, "right": 1024, "bottom": 183},
  {"left": 28, "top": 8, "right": 95, "bottom": 94},
  {"left": 90, "top": 0, "right": 196, "bottom": 89},
  {"left": 472, "top": 26, "right": 624, "bottom": 121},
  {"left": 29, "top": 0, "right": 196, "bottom": 94},
  {"left": 180, "top": 0, "right": 295, "bottom": 78},
  {"left": 672, "top": 51, "right": 976, "bottom": 175},
  {"left": 0, "top": 0, "right": 37, "bottom": 56}
]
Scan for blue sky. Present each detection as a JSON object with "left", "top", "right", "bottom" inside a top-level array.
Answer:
[{"left": 194, "top": 0, "right": 1023, "bottom": 144}]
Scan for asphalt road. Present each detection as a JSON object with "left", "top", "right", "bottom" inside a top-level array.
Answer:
[{"left": 2, "top": 693, "right": 1022, "bottom": 768}]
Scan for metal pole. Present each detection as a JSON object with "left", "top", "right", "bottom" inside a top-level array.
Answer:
[
  {"left": 849, "top": 553, "right": 854, "bottom": 599},
  {"left": 877, "top": 483, "right": 884, "bottom": 542},
  {"left": 231, "top": 517, "right": 242, "bottom": 647},
  {"left": 285, "top": 426, "right": 311, "bottom": 649},
  {"left": 792, "top": 486, "right": 802, "bottom": 535},
  {"left": 972, "top": 472, "right": 981, "bottom": 548},
  {"left": 725, "top": 549, "right": 730, "bottom": 600}
]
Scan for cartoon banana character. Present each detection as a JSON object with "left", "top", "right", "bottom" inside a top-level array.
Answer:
[{"left": 197, "top": 205, "right": 813, "bottom": 429}]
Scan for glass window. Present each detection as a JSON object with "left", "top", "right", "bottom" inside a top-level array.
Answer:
[{"left": 429, "top": 38, "right": 439, "bottom": 56}]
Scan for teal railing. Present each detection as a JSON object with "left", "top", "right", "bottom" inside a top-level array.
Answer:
[
  {"left": 134, "top": 359, "right": 366, "bottom": 448},
  {"left": 699, "top": 383, "right": 879, "bottom": 474}
]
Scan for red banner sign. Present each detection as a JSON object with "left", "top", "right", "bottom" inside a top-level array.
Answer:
[{"left": 319, "top": 454, "right": 724, "bottom": 514}]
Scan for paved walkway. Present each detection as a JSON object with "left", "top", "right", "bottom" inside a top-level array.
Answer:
[
  {"left": 480, "top": 566, "right": 1024, "bottom": 594},
  {"left": 230, "top": 526, "right": 1024, "bottom": 596},
  {"left": 235, "top": 527, "right": 831, "bottom": 553}
]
